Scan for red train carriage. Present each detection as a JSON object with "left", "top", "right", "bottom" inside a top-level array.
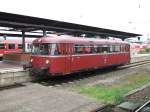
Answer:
[
  {"left": 0, "top": 40, "right": 22, "bottom": 57},
  {"left": 29, "top": 36, "right": 130, "bottom": 76},
  {"left": 0, "top": 39, "right": 34, "bottom": 57}
]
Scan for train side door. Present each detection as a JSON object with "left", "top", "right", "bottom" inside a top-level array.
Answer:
[
  {"left": 65, "top": 43, "right": 72, "bottom": 74},
  {"left": 101, "top": 45, "right": 109, "bottom": 66}
]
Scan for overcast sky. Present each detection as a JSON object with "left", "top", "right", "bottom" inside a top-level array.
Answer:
[{"left": 0, "top": 0, "right": 150, "bottom": 40}]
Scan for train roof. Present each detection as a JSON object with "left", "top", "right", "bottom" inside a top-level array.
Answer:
[
  {"left": 0, "top": 40, "right": 21, "bottom": 44},
  {"left": 0, "top": 39, "right": 34, "bottom": 44},
  {"left": 33, "top": 36, "right": 129, "bottom": 45}
]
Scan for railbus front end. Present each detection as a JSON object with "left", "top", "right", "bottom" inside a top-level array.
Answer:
[{"left": 30, "top": 41, "right": 72, "bottom": 76}]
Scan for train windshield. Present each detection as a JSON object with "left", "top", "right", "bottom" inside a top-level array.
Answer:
[
  {"left": 0, "top": 43, "right": 5, "bottom": 49},
  {"left": 32, "top": 43, "right": 60, "bottom": 55}
]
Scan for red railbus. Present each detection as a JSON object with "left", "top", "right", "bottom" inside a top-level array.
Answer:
[
  {"left": 29, "top": 36, "right": 130, "bottom": 76},
  {"left": 0, "top": 40, "right": 22, "bottom": 57}
]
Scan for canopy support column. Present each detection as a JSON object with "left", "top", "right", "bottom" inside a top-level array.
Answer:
[
  {"left": 43, "top": 30, "right": 47, "bottom": 37},
  {"left": 22, "top": 31, "right": 25, "bottom": 52}
]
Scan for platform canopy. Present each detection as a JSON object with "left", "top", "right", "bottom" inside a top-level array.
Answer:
[{"left": 0, "top": 11, "right": 141, "bottom": 39}]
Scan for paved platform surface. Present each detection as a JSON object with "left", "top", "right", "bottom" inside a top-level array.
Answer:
[
  {"left": 0, "top": 62, "right": 22, "bottom": 70},
  {"left": 0, "top": 84, "right": 102, "bottom": 112}
]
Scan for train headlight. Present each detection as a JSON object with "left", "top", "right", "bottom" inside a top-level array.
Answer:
[
  {"left": 45, "top": 60, "right": 50, "bottom": 64},
  {"left": 30, "top": 58, "right": 33, "bottom": 62}
]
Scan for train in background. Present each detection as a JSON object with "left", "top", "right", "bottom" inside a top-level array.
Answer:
[
  {"left": 130, "top": 42, "right": 150, "bottom": 55},
  {"left": 26, "top": 35, "right": 130, "bottom": 76},
  {"left": 0, "top": 39, "right": 34, "bottom": 58}
]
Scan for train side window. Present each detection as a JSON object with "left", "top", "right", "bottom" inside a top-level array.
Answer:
[
  {"left": 50, "top": 43, "right": 61, "bottom": 55},
  {"left": 110, "top": 45, "right": 113, "bottom": 53},
  {"left": 30, "top": 44, "right": 33, "bottom": 49},
  {"left": 101, "top": 45, "right": 110, "bottom": 53},
  {"left": 121, "top": 45, "right": 125, "bottom": 52},
  {"left": 74, "top": 44, "right": 85, "bottom": 54},
  {"left": 0, "top": 44, "right": 5, "bottom": 49},
  {"left": 97, "top": 46, "right": 102, "bottom": 53},
  {"left": 115, "top": 45, "right": 121, "bottom": 52},
  {"left": 18, "top": 44, "right": 23, "bottom": 49},
  {"left": 27, "top": 44, "right": 30, "bottom": 49},
  {"left": 8, "top": 44, "right": 15, "bottom": 49},
  {"left": 94, "top": 45, "right": 98, "bottom": 53},
  {"left": 112, "top": 45, "right": 116, "bottom": 52},
  {"left": 59, "top": 43, "right": 66, "bottom": 55},
  {"left": 90, "top": 45, "right": 95, "bottom": 53},
  {"left": 125, "top": 45, "right": 129, "bottom": 52},
  {"left": 84, "top": 45, "right": 91, "bottom": 54}
]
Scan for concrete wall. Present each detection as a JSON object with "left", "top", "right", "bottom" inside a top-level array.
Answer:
[
  {"left": 3, "top": 53, "right": 31, "bottom": 65},
  {"left": 0, "top": 69, "right": 33, "bottom": 87},
  {"left": 131, "top": 54, "right": 150, "bottom": 63}
]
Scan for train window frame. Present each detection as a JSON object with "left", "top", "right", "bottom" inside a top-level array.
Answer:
[
  {"left": 121, "top": 45, "right": 126, "bottom": 52},
  {"left": 114, "top": 45, "right": 121, "bottom": 52},
  {"left": 74, "top": 44, "right": 97, "bottom": 54},
  {"left": 96, "top": 45, "right": 103, "bottom": 53},
  {"left": 95, "top": 45, "right": 111, "bottom": 54},
  {"left": 101, "top": 45, "right": 110, "bottom": 53},
  {"left": 58, "top": 43, "right": 67, "bottom": 55},
  {"left": 27, "top": 44, "right": 31, "bottom": 49},
  {"left": 0, "top": 43, "right": 5, "bottom": 49},
  {"left": 18, "top": 44, "right": 23, "bottom": 49},
  {"left": 50, "top": 43, "right": 61, "bottom": 55},
  {"left": 109, "top": 45, "right": 114, "bottom": 53},
  {"left": 112, "top": 45, "right": 116, "bottom": 52},
  {"left": 84, "top": 45, "right": 91, "bottom": 54},
  {"left": 125, "top": 45, "right": 130, "bottom": 52},
  {"left": 32, "top": 43, "right": 61, "bottom": 55},
  {"left": 8, "top": 44, "right": 15, "bottom": 49},
  {"left": 74, "top": 44, "right": 85, "bottom": 54},
  {"left": 90, "top": 44, "right": 95, "bottom": 53},
  {"left": 93, "top": 45, "right": 98, "bottom": 53}
]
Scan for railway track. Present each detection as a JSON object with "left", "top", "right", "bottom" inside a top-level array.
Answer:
[
  {"left": 121, "top": 59, "right": 150, "bottom": 69},
  {"left": 0, "top": 59, "right": 150, "bottom": 90},
  {"left": 37, "top": 59, "right": 150, "bottom": 88},
  {"left": 93, "top": 100, "right": 150, "bottom": 112},
  {"left": 135, "top": 100, "right": 150, "bottom": 112}
]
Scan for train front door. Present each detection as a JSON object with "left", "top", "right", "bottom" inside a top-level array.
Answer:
[{"left": 65, "top": 43, "right": 72, "bottom": 74}]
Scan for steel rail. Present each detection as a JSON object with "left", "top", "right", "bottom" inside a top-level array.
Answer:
[
  {"left": 119, "top": 60, "right": 150, "bottom": 69},
  {"left": 135, "top": 100, "right": 150, "bottom": 112}
]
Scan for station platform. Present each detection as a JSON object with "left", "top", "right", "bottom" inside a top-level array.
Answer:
[{"left": 0, "top": 62, "right": 31, "bottom": 87}]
